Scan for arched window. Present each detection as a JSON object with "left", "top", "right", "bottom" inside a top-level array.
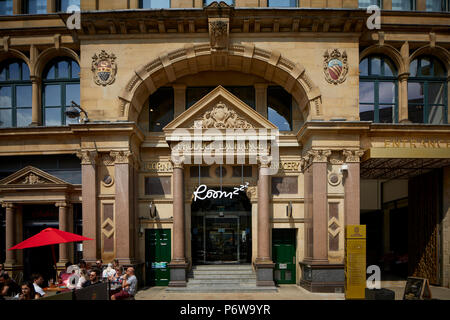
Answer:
[
  {"left": 359, "top": 55, "right": 398, "bottom": 123},
  {"left": 0, "top": 60, "right": 32, "bottom": 128},
  {"left": 56, "top": 0, "right": 80, "bottom": 12},
  {"left": 267, "top": 86, "right": 292, "bottom": 131},
  {"left": 42, "top": 58, "right": 80, "bottom": 126},
  {"left": 408, "top": 56, "right": 447, "bottom": 124},
  {"left": 23, "top": 0, "right": 47, "bottom": 14},
  {"left": 148, "top": 87, "right": 174, "bottom": 132}
]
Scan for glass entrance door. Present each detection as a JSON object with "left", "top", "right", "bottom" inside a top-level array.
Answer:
[{"left": 205, "top": 217, "right": 238, "bottom": 263}]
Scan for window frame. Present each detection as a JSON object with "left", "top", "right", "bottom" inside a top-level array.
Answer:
[
  {"left": 204, "top": 0, "right": 234, "bottom": 6},
  {"left": 0, "top": 0, "right": 13, "bottom": 15},
  {"left": 56, "top": 0, "right": 81, "bottom": 12},
  {"left": 22, "top": 0, "right": 47, "bottom": 14},
  {"left": 391, "top": 0, "right": 415, "bottom": 10},
  {"left": 359, "top": 55, "right": 399, "bottom": 123},
  {"left": 426, "top": 0, "right": 449, "bottom": 11},
  {"left": 408, "top": 56, "right": 448, "bottom": 124},
  {"left": 139, "top": 0, "right": 171, "bottom": 8},
  {"left": 0, "top": 60, "right": 32, "bottom": 128},
  {"left": 267, "top": 85, "right": 293, "bottom": 131},
  {"left": 42, "top": 58, "right": 80, "bottom": 126},
  {"left": 267, "top": 0, "right": 298, "bottom": 7},
  {"left": 358, "top": 0, "right": 382, "bottom": 8}
]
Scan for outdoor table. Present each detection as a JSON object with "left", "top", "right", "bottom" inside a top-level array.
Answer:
[{"left": 43, "top": 286, "right": 71, "bottom": 294}]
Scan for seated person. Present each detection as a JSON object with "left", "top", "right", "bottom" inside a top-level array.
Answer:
[
  {"left": 111, "top": 267, "right": 137, "bottom": 300},
  {"left": 32, "top": 273, "right": 46, "bottom": 298},
  {"left": 15, "top": 281, "right": 41, "bottom": 300},
  {"left": 82, "top": 270, "right": 100, "bottom": 288},
  {"left": 58, "top": 261, "right": 73, "bottom": 286},
  {"left": 102, "top": 263, "right": 117, "bottom": 281},
  {"left": 0, "top": 273, "right": 20, "bottom": 298}
]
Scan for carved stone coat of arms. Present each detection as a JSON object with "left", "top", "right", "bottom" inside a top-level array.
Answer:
[
  {"left": 193, "top": 101, "right": 253, "bottom": 129},
  {"left": 92, "top": 50, "right": 117, "bottom": 86},
  {"left": 323, "top": 49, "right": 348, "bottom": 85}
]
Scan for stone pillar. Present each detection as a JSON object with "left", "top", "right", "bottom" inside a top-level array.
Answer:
[
  {"left": 168, "top": 157, "right": 188, "bottom": 287},
  {"left": 111, "top": 150, "right": 135, "bottom": 265},
  {"left": 255, "top": 83, "right": 268, "bottom": 117},
  {"left": 3, "top": 203, "right": 16, "bottom": 266},
  {"left": 343, "top": 150, "right": 364, "bottom": 226},
  {"left": 398, "top": 74, "right": 409, "bottom": 123},
  {"left": 173, "top": 84, "right": 187, "bottom": 118},
  {"left": 56, "top": 202, "right": 70, "bottom": 269},
  {"left": 77, "top": 150, "right": 98, "bottom": 264},
  {"left": 30, "top": 76, "right": 41, "bottom": 126},
  {"left": 255, "top": 157, "right": 275, "bottom": 287}
]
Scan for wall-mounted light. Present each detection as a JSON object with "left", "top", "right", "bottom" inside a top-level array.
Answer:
[
  {"left": 65, "top": 101, "right": 89, "bottom": 123},
  {"left": 286, "top": 201, "right": 293, "bottom": 218},
  {"left": 149, "top": 201, "right": 157, "bottom": 218}
]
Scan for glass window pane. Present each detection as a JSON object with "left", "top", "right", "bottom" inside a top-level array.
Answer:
[
  {"left": 370, "top": 57, "right": 381, "bottom": 75},
  {"left": 359, "top": 58, "right": 368, "bottom": 76},
  {"left": 0, "top": 0, "right": 13, "bottom": 15},
  {"left": 57, "top": 60, "right": 70, "bottom": 79},
  {"left": 21, "top": 62, "right": 30, "bottom": 80},
  {"left": 426, "top": 0, "right": 444, "bottom": 11},
  {"left": 186, "top": 87, "right": 214, "bottom": 109},
  {"left": 419, "top": 58, "right": 431, "bottom": 76},
  {"left": 65, "top": 84, "right": 80, "bottom": 106},
  {"left": 45, "top": 65, "right": 56, "bottom": 80},
  {"left": 0, "top": 65, "right": 5, "bottom": 81},
  {"left": 428, "top": 105, "right": 444, "bottom": 124},
  {"left": 408, "top": 104, "right": 423, "bottom": 123},
  {"left": 45, "top": 108, "right": 62, "bottom": 126},
  {"left": 379, "top": 82, "right": 395, "bottom": 104},
  {"left": 268, "top": 107, "right": 291, "bottom": 131},
  {"left": 149, "top": 87, "right": 174, "bottom": 132},
  {"left": 358, "top": 0, "right": 381, "bottom": 8},
  {"left": 45, "top": 85, "right": 61, "bottom": 106},
  {"left": 71, "top": 61, "right": 80, "bottom": 79},
  {"left": 433, "top": 59, "right": 446, "bottom": 77},
  {"left": 204, "top": 0, "right": 233, "bottom": 5},
  {"left": 16, "top": 108, "right": 32, "bottom": 127},
  {"left": 16, "top": 86, "right": 32, "bottom": 107},
  {"left": 392, "top": 0, "right": 412, "bottom": 10},
  {"left": 268, "top": 0, "right": 297, "bottom": 7},
  {"left": 267, "top": 86, "right": 292, "bottom": 131},
  {"left": 9, "top": 62, "right": 20, "bottom": 81},
  {"left": 225, "top": 86, "right": 255, "bottom": 109},
  {"left": 140, "top": 0, "right": 170, "bottom": 8},
  {"left": 379, "top": 105, "right": 394, "bottom": 123},
  {"left": 428, "top": 82, "right": 444, "bottom": 105},
  {"left": 359, "top": 82, "right": 374, "bottom": 103},
  {"left": 59, "top": 0, "right": 80, "bottom": 12},
  {"left": 408, "top": 82, "right": 424, "bottom": 104},
  {"left": 26, "top": 0, "right": 47, "bottom": 13},
  {"left": 409, "top": 59, "right": 418, "bottom": 77},
  {"left": 0, "top": 108, "right": 12, "bottom": 127},
  {"left": 383, "top": 59, "right": 396, "bottom": 76},
  {"left": 0, "top": 86, "right": 12, "bottom": 108},
  {"left": 359, "top": 104, "right": 374, "bottom": 121}
]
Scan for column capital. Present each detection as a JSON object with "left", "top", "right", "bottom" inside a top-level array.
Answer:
[
  {"left": 1, "top": 202, "right": 15, "bottom": 209},
  {"left": 110, "top": 150, "right": 134, "bottom": 164},
  {"left": 308, "top": 149, "right": 331, "bottom": 163},
  {"left": 398, "top": 72, "right": 410, "bottom": 81},
  {"left": 76, "top": 150, "right": 98, "bottom": 165},
  {"left": 254, "top": 83, "right": 268, "bottom": 91},
  {"left": 55, "top": 201, "right": 70, "bottom": 208},
  {"left": 342, "top": 149, "right": 365, "bottom": 163},
  {"left": 30, "top": 75, "right": 41, "bottom": 83},
  {"left": 170, "top": 155, "right": 185, "bottom": 169},
  {"left": 257, "top": 155, "right": 271, "bottom": 168},
  {"left": 172, "top": 83, "right": 187, "bottom": 91}
]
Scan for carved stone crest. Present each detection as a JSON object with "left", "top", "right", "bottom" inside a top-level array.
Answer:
[
  {"left": 193, "top": 101, "right": 253, "bottom": 129},
  {"left": 21, "top": 173, "right": 47, "bottom": 184},
  {"left": 323, "top": 49, "right": 348, "bottom": 85},
  {"left": 209, "top": 19, "right": 229, "bottom": 51},
  {"left": 92, "top": 50, "right": 117, "bottom": 86}
]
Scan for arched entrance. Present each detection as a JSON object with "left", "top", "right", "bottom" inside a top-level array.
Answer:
[{"left": 191, "top": 186, "right": 251, "bottom": 265}]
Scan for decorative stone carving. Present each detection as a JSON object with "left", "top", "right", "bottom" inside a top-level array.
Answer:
[
  {"left": 20, "top": 173, "right": 49, "bottom": 184},
  {"left": 55, "top": 201, "right": 69, "bottom": 208},
  {"left": 328, "top": 172, "right": 341, "bottom": 186},
  {"left": 92, "top": 50, "right": 117, "bottom": 86},
  {"left": 192, "top": 101, "right": 253, "bottom": 129},
  {"left": 110, "top": 150, "right": 133, "bottom": 164},
  {"left": 170, "top": 155, "right": 186, "bottom": 169},
  {"left": 209, "top": 18, "right": 229, "bottom": 51},
  {"left": 343, "top": 150, "right": 365, "bottom": 163},
  {"left": 246, "top": 186, "right": 257, "bottom": 200},
  {"left": 307, "top": 149, "right": 332, "bottom": 163},
  {"left": 323, "top": 49, "right": 348, "bottom": 85},
  {"left": 76, "top": 150, "right": 98, "bottom": 165},
  {"left": 258, "top": 155, "right": 272, "bottom": 168},
  {"left": 1, "top": 203, "right": 15, "bottom": 209}
]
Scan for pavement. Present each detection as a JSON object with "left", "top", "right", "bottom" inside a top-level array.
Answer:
[{"left": 135, "top": 282, "right": 450, "bottom": 300}]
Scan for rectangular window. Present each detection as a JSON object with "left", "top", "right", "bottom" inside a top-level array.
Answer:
[
  {"left": 408, "top": 81, "right": 446, "bottom": 124},
  {"left": 392, "top": 0, "right": 414, "bottom": 10},
  {"left": 271, "top": 176, "right": 298, "bottom": 195},
  {"left": 358, "top": 0, "right": 381, "bottom": 8},
  {"left": 24, "top": 0, "right": 47, "bottom": 14},
  {"left": 268, "top": 0, "right": 297, "bottom": 7},
  {"left": 140, "top": 0, "right": 170, "bottom": 8},
  {"left": 0, "top": 0, "right": 13, "bottom": 15},
  {"left": 57, "top": 0, "right": 80, "bottom": 12},
  {"left": 190, "top": 166, "right": 210, "bottom": 178},
  {"left": 232, "top": 166, "right": 252, "bottom": 178},
  {"left": 204, "top": 0, "right": 233, "bottom": 5},
  {"left": 149, "top": 87, "right": 174, "bottom": 132},
  {"left": 186, "top": 86, "right": 255, "bottom": 109},
  {"left": 144, "top": 177, "right": 171, "bottom": 195},
  {"left": 426, "top": 0, "right": 446, "bottom": 11}
]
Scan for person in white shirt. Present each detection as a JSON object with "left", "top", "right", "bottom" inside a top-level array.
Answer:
[
  {"left": 102, "top": 263, "right": 117, "bottom": 280},
  {"left": 111, "top": 267, "right": 137, "bottom": 300},
  {"left": 32, "top": 274, "right": 46, "bottom": 297}
]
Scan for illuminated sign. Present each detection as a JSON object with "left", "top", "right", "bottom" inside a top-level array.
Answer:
[{"left": 193, "top": 182, "right": 249, "bottom": 201}]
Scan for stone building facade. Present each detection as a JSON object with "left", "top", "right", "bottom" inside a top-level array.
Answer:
[{"left": 0, "top": 0, "right": 449, "bottom": 291}]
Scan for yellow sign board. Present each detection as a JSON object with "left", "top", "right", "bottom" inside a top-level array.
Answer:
[{"left": 345, "top": 225, "right": 366, "bottom": 299}]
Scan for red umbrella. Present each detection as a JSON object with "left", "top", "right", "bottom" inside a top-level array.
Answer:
[{"left": 9, "top": 228, "right": 93, "bottom": 250}]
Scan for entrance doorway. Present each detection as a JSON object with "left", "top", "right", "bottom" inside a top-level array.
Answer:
[
  {"left": 272, "top": 229, "right": 296, "bottom": 284},
  {"left": 145, "top": 229, "right": 171, "bottom": 286},
  {"left": 191, "top": 187, "right": 251, "bottom": 265}
]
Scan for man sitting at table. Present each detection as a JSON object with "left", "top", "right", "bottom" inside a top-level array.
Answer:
[
  {"left": 58, "top": 262, "right": 73, "bottom": 286},
  {"left": 82, "top": 270, "right": 100, "bottom": 288},
  {"left": 32, "top": 273, "right": 46, "bottom": 297},
  {"left": 111, "top": 267, "right": 137, "bottom": 300}
]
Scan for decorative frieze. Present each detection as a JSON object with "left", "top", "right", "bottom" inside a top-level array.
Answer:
[
  {"left": 209, "top": 18, "right": 229, "bottom": 52},
  {"left": 76, "top": 150, "right": 98, "bottom": 165},
  {"left": 192, "top": 101, "right": 253, "bottom": 129},
  {"left": 343, "top": 150, "right": 365, "bottom": 163},
  {"left": 110, "top": 150, "right": 133, "bottom": 164}
]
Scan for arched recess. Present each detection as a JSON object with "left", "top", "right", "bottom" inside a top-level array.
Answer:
[
  {"left": 34, "top": 47, "right": 80, "bottom": 77},
  {"left": 119, "top": 44, "right": 322, "bottom": 123},
  {"left": 360, "top": 44, "right": 406, "bottom": 75},
  {"left": 410, "top": 45, "right": 450, "bottom": 76},
  {"left": 0, "top": 49, "right": 31, "bottom": 71}
]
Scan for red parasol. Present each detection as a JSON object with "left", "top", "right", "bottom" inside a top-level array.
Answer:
[{"left": 9, "top": 228, "right": 93, "bottom": 250}]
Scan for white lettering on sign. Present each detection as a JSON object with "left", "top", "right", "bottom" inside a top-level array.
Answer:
[{"left": 193, "top": 182, "right": 249, "bottom": 202}]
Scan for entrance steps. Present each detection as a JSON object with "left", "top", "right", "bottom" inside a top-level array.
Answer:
[{"left": 166, "top": 264, "right": 277, "bottom": 293}]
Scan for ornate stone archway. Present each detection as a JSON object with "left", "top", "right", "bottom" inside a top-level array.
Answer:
[{"left": 118, "top": 44, "right": 323, "bottom": 123}]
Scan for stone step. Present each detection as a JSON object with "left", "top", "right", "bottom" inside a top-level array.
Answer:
[
  {"left": 189, "top": 270, "right": 255, "bottom": 276},
  {"left": 188, "top": 279, "right": 256, "bottom": 284},
  {"left": 188, "top": 275, "right": 257, "bottom": 280},
  {"left": 192, "top": 265, "right": 253, "bottom": 271},
  {"left": 166, "top": 285, "right": 278, "bottom": 293}
]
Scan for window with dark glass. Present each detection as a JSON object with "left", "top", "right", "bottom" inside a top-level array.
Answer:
[
  {"left": 0, "top": 0, "right": 13, "bottom": 15},
  {"left": 359, "top": 56, "right": 398, "bottom": 123},
  {"left": 149, "top": 87, "right": 174, "bottom": 132},
  {"left": 0, "top": 60, "right": 32, "bottom": 128},
  {"left": 43, "top": 58, "right": 80, "bottom": 126},
  {"left": 186, "top": 86, "right": 255, "bottom": 109},
  {"left": 139, "top": 0, "right": 170, "bottom": 8},
  {"left": 204, "top": 0, "right": 234, "bottom": 5},
  {"left": 23, "top": 0, "right": 47, "bottom": 13},
  {"left": 358, "top": 0, "right": 381, "bottom": 7},
  {"left": 232, "top": 166, "right": 252, "bottom": 178},
  {"left": 267, "top": 86, "right": 292, "bottom": 131},
  {"left": 391, "top": 0, "right": 414, "bottom": 10},
  {"left": 426, "top": 0, "right": 448, "bottom": 11},
  {"left": 57, "top": 0, "right": 80, "bottom": 12},
  {"left": 268, "top": 0, "right": 297, "bottom": 7},
  {"left": 190, "top": 166, "right": 210, "bottom": 178},
  {"left": 408, "top": 56, "right": 447, "bottom": 124}
]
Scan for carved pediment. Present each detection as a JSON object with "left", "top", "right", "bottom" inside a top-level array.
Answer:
[
  {"left": 163, "top": 86, "right": 277, "bottom": 132},
  {"left": 0, "top": 166, "right": 70, "bottom": 186}
]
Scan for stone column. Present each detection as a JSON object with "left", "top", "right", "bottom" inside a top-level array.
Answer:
[
  {"left": 255, "top": 157, "right": 275, "bottom": 287},
  {"left": 255, "top": 83, "right": 268, "bottom": 117},
  {"left": 3, "top": 203, "right": 16, "bottom": 266},
  {"left": 173, "top": 84, "right": 187, "bottom": 118},
  {"left": 398, "top": 73, "right": 409, "bottom": 123},
  {"left": 111, "top": 150, "right": 135, "bottom": 265},
  {"left": 30, "top": 76, "right": 41, "bottom": 126},
  {"left": 168, "top": 157, "right": 188, "bottom": 287},
  {"left": 343, "top": 150, "right": 364, "bottom": 226},
  {"left": 56, "top": 202, "right": 70, "bottom": 268},
  {"left": 77, "top": 150, "right": 98, "bottom": 264}
]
